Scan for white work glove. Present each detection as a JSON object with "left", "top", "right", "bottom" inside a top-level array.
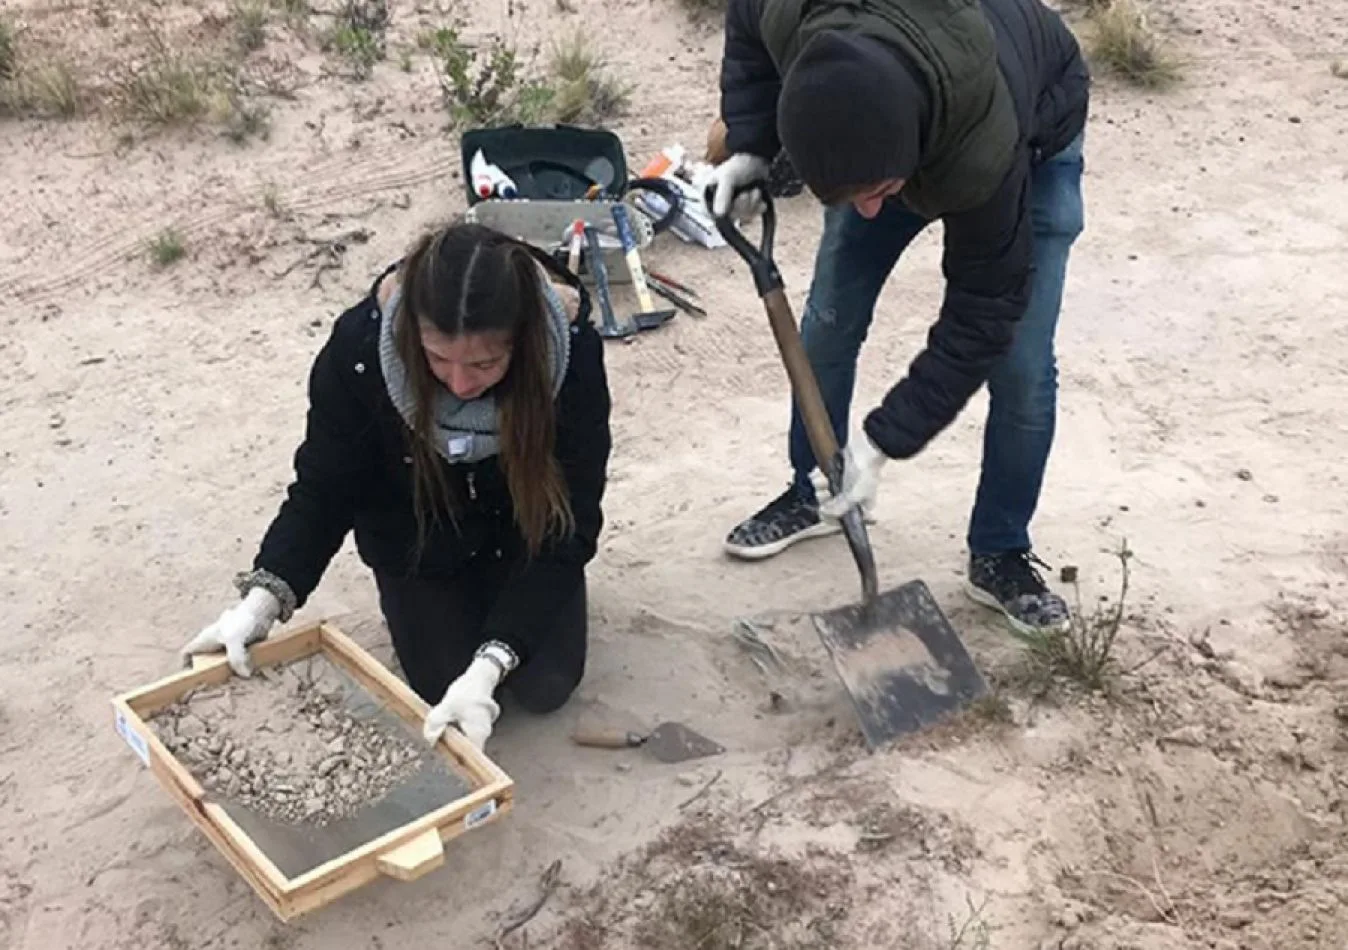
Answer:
[
  {"left": 423, "top": 654, "right": 506, "bottom": 751},
  {"left": 707, "top": 152, "right": 771, "bottom": 220},
  {"left": 819, "top": 431, "right": 889, "bottom": 521},
  {"left": 181, "top": 587, "right": 281, "bottom": 677}
]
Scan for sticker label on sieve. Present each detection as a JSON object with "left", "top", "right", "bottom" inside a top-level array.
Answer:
[
  {"left": 115, "top": 707, "right": 150, "bottom": 767},
  {"left": 464, "top": 799, "right": 497, "bottom": 830}
]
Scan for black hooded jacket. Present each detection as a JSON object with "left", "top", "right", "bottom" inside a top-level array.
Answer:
[
  {"left": 720, "top": 0, "right": 1090, "bottom": 459},
  {"left": 248, "top": 262, "right": 612, "bottom": 665}
]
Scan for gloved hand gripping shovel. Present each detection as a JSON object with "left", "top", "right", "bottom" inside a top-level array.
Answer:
[{"left": 709, "top": 184, "right": 989, "bottom": 750}]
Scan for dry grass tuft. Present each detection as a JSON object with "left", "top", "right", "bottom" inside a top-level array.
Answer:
[
  {"left": 943, "top": 894, "right": 996, "bottom": 950},
  {"left": 1086, "top": 0, "right": 1180, "bottom": 89},
  {"left": 147, "top": 228, "right": 187, "bottom": 268},
  {"left": 0, "top": 19, "right": 84, "bottom": 118},
  {"left": 104, "top": 20, "right": 271, "bottom": 142},
  {"left": 4, "top": 63, "right": 83, "bottom": 117},
  {"left": 549, "top": 31, "right": 630, "bottom": 124},
  {"left": 117, "top": 54, "right": 211, "bottom": 125},
  {"left": 324, "top": 0, "right": 389, "bottom": 80},
  {"left": 1016, "top": 541, "right": 1134, "bottom": 692},
  {"left": 231, "top": 0, "right": 269, "bottom": 55},
  {"left": 635, "top": 852, "right": 849, "bottom": 950},
  {"left": 427, "top": 25, "right": 630, "bottom": 128},
  {"left": 429, "top": 27, "right": 553, "bottom": 126},
  {"left": 0, "top": 18, "right": 14, "bottom": 82}
]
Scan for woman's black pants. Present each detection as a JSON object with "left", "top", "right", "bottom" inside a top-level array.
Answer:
[{"left": 373, "top": 558, "right": 587, "bottom": 714}]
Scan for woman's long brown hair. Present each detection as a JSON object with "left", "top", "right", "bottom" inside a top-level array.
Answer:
[{"left": 393, "top": 222, "right": 574, "bottom": 561}]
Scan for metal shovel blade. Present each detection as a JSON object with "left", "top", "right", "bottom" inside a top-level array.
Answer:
[
  {"left": 812, "top": 579, "right": 988, "bottom": 751},
  {"left": 644, "top": 722, "right": 725, "bottom": 763}
]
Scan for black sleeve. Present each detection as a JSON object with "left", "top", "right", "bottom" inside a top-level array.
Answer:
[
  {"left": 252, "top": 312, "right": 380, "bottom": 609},
  {"left": 863, "top": 150, "right": 1034, "bottom": 459},
  {"left": 479, "top": 322, "right": 612, "bottom": 663},
  {"left": 720, "top": 0, "right": 782, "bottom": 159}
]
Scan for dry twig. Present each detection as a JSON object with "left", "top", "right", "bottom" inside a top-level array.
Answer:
[{"left": 494, "top": 859, "right": 562, "bottom": 948}]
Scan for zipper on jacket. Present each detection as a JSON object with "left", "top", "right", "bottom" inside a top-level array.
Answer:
[{"left": 466, "top": 470, "right": 477, "bottom": 501}]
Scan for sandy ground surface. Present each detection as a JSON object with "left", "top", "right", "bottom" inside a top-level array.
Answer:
[{"left": 3, "top": 0, "right": 1348, "bottom": 947}]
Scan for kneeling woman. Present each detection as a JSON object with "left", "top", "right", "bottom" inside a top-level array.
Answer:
[{"left": 183, "top": 222, "right": 612, "bottom": 751}]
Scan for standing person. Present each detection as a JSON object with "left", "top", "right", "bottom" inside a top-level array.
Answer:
[
  {"left": 707, "top": 0, "right": 1090, "bottom": 636},
  {"left": 182, "top": 221, "right": 613, "bottom": 751}
]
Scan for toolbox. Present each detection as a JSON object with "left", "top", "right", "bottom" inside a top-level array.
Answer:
[{"left": 459, "top": 123, "right": 654, "bottom": 283}]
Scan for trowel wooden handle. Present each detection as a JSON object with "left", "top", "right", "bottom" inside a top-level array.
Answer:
[
  {"left": 763, "top": 287, "right": 841, "bottom": 483},
  {"left": 572, "top": 728, "right": 645, "bottom": 749}
]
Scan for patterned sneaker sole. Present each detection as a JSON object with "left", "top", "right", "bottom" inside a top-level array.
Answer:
[
  {"left": 962, "top": 581, "right": 1071, "bottom": 639},
  {"left": 723, "top": 519, "right": 841, "bottom": 560}
]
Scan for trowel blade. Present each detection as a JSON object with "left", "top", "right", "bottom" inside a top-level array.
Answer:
[{"left": 644, "top": 722, "right": 725, "bottom": 763}]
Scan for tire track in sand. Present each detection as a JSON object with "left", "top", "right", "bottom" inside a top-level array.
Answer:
[{"left": 0, "top": 138, "right": 457, "bottom": 307}]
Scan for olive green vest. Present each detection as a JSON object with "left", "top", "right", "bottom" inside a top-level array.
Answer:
[{"left": 759, "top": 0, "right": 1019, "bottom": 217}]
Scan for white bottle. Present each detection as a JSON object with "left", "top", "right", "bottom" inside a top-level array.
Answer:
[{"left": 470, "top": 149, "right": 518, "bottom": 200}]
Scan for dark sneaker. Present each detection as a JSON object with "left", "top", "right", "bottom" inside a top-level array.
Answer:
[
  {"left": 965, "top": 551, "right": 1071, "bottom": 637},
  {"left": 724, "top": 483, "right": 840, "bottom": 560}
]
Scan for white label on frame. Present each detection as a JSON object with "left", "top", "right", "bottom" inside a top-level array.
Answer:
[
  {"left": 115, "top": 707, "right": 150, "bottom": 767},
  {"left": 464, "top": 799, "right": 498, "bottom": 830}
]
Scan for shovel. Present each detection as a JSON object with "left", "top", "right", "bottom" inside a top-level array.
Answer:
[
  {"left": 572, "top": 721, "right": 725, "bottom": 763},
  {"left": 709, "top": 183, "right": 989, "bottom": 750}
]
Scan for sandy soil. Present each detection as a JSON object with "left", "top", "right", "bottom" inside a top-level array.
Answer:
[{"left": 2, "top": 0, "right": 1348, "bottom": 947}]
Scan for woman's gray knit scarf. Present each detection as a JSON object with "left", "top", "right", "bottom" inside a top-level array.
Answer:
[{"left": 377, "top": 266, "right": 572, "bottom": 465}]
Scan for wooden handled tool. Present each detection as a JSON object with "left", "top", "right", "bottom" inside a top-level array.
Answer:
[{"left": 610, "top": 204, "right": 675, "bottom": 331}]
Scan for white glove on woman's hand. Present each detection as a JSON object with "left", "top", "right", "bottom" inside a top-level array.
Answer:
[
  {"left": 707, "top": 153, "right": 772, "bottom": 220},
  {"left": 423, "top": 656, "right": 503, "bottom": 750},
  {"left": 819, "top": 432, "right": 889, "bottom": 521},
  {"left": 181, "top": 587, "right": 281, "bottom": 677}
]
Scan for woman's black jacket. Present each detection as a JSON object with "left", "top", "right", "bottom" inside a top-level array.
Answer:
[{"left": 247, "top": 265, "right": 612, "bottom": 664}]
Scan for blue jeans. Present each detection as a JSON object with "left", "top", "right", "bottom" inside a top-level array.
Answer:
[{"left": 787, "top": 133, "right": 1086, "bottom": 557}]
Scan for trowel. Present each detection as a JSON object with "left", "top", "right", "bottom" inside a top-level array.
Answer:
[
  {"left": 710, "top": 183, "right": 990, "bottom": 751},
  {"left": 572, "top": 721, "right": 725, "bottom": 764}
]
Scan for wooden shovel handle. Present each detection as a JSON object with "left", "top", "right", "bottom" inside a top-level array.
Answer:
[{"left": 763, "top": 287, "right": 843, "bottom": 489}]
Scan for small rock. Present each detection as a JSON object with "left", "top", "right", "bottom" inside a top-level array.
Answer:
[
  {"left": 1216, "top": 660, "right": 1264, "bottom": 697},
  {"left": 327, "top": 737, "right": 346, "bottom": 755},
  {"left": 1266, "top": 667, "right": 1314, "bottom": 689},
  {"left": 1218, "top": 906, "right": 1254, "bottom": 929},
  {"left": 317, "top": 755, "right": 344, "bottom": 777},
  {"left": 676, "top": 773, "right": 699, "bottom": 788},
  {"left": 303, "top": 796, "right": 325, "bottom": 817},
  {"left": 1160, "top": 725, "right": 1207, "bottom": 747},
  {"left": 1236, "top": 468, "right": 1253, "bottom": 481},
  {"left": 216, "top": 767, "right": 236, "bottom": 786},
  {"left": 177, "top": 716, "right": 206, "bottom": 740},
  {"left": 615, "top": 762, "right": 632, "bottom": 773}
]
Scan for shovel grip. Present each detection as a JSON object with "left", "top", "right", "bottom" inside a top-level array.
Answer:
[{"left": 706, "top": 182, "right": 780, "bottom": 296}]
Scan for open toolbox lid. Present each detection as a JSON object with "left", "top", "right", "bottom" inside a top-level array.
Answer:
[{"left": 460, "top": 123, "right": 629, "bottom": 204}]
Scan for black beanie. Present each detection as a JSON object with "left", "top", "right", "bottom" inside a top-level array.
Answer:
[{"left": 778, "top": 31, "right": 930, "bottom": 200}]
